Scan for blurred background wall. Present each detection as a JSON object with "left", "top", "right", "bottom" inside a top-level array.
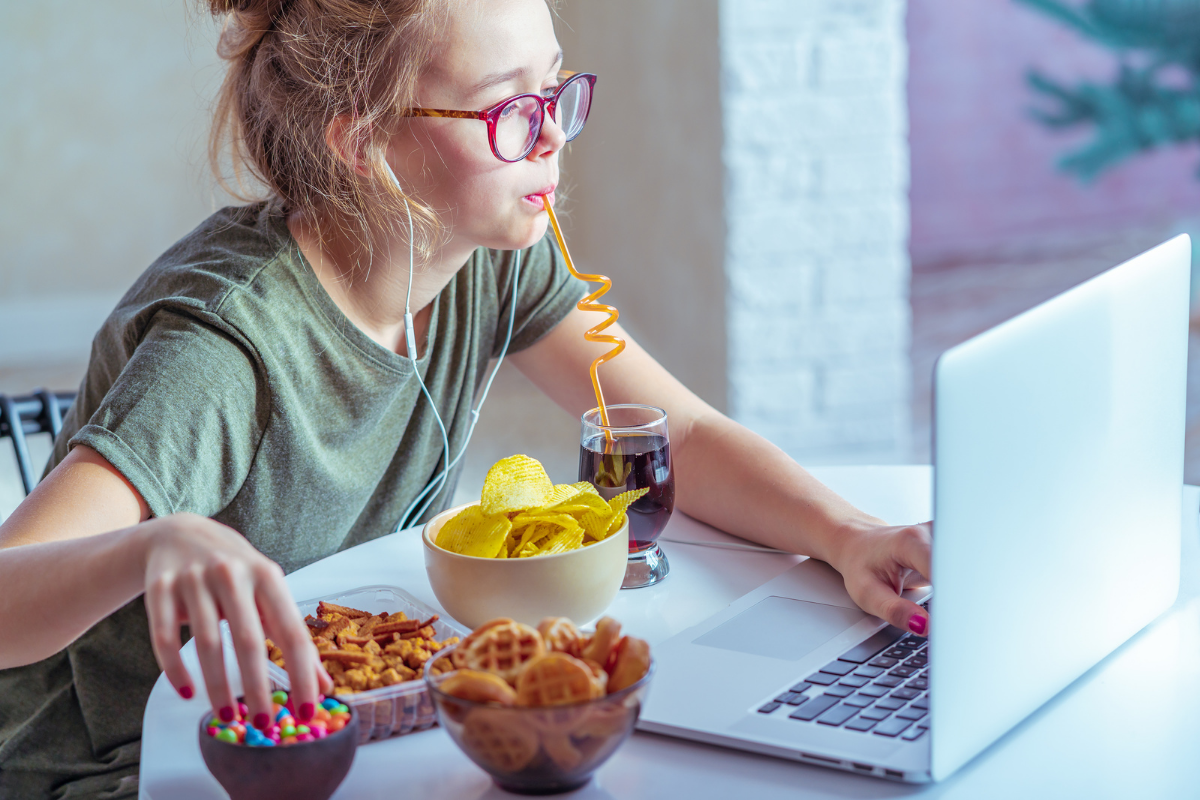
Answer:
[
  {"left": 0, "top": 3, "right": 226, "bottom": 371},
  {"left": 554, "top": 0, "right": 727, "bottom": 414}
]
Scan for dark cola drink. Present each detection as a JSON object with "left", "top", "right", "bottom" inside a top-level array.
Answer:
[{"left": 579, "top": 432, "right": 675, "bottom": 553}]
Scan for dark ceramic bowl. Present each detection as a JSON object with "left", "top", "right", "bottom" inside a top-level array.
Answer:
[
  {"left": 198, "top": 700, "right": 358, "bottom": 800},
  {"left": 425, "top": 646, "right": 654, "bottom": 795}
]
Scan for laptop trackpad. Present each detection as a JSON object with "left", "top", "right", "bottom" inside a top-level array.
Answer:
[{"left": 693, "top": 596, "right": 871, "bottom": 661}]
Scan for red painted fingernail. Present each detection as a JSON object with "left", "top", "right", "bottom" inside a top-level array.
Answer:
[
  {"left": 908, "top": 614, "right": 928, "bottom": 635},
  {"left": 219, "top": 706, "right": 235, "bottom": 723},
  {"left": 299, "top": 703, "right": 315, "bottom": 722},
  {"left": 253, "top": 713, "right": 270, "bottom": 730},
  {"left": 178, "top": 685, "right": 193, "bottom": 700}
]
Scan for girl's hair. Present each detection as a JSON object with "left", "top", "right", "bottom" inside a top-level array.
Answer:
[{"left": 205, "top": 0, "right": 449, "bottom": 260}]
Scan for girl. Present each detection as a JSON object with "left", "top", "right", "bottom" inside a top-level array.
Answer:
[{"left": 0, "top": 0, "right": 931, "bottom": 796}]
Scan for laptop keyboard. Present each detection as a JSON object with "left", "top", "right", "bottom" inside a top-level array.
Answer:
[{"left": 755, "top": 602, "right": 931, "bottom": 742}]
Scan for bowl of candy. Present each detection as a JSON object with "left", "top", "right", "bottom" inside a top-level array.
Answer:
[
  {"left": 198, "top": 691, "right": 357, "bottom": 800},
  {"left": 423, "top": 455, "right": 639, "bottom": 629},
  {"left": 425, "top": 615, "right": 653, "bottom": 795}
]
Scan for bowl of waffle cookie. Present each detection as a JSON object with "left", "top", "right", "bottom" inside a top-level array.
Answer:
[
  {"left": 423, "top": 455, "right": 640, "bottom": 630},
  {"left": 424, "top": 615, "right": 653, "bottom": 795}
]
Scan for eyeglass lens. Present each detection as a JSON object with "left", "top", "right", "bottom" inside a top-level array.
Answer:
[
  {"left": 554, "top": 77, "right": 591, "bottom": 141},
  {"left": 494, "top": 76, "right": 591, "bottom": 161}
]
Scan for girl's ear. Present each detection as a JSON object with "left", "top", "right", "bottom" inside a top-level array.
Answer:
[{"left": 325, "top": 114, "right": 372, "bottom": 177}]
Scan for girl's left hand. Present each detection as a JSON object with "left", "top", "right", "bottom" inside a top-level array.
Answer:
[{"left": 827, "top": 521, "right": 933, "bottom": 636}]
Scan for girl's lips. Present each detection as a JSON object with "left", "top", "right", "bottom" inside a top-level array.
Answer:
[{"left": 523, "top": 189, "right": 555, "bottom": 207}]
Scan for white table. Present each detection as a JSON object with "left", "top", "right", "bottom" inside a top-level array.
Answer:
[{"left": 140, "top": 467, "right": 1200, "bottom": 799}]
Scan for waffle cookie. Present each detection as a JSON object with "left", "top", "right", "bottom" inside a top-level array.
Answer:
[
  {"left": 456, "top": 620, "right": 546, "bottom": 685},
  {"left": 515, "top": 653, "right": 605, "bottom": 707},
  {"left": 538, "top": 616, "right": 586, "bottom": 659},
  {"left": 461, "top": 708, "right": 540, "bottom": 773}
]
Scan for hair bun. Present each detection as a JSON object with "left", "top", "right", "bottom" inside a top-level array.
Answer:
[
  {"left": 206, "top": 0, "right": 289, "bottom": 22},
  {"left": 207, "top": 0, "right": 290, "bottom": 58}
]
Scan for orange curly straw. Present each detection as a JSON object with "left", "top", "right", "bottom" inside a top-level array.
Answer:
[{"left": 542, "top": 195, "right": 624, "bottom": 430}]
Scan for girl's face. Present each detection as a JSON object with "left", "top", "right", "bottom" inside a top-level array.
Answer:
[{"left": 388, "top": 0, "right": 567, "bottom": 256}]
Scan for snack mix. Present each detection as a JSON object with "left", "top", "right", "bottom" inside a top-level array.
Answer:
[
  {"left": 435, "top": 454, "right": 646, "bottom": 559},
  {"left": 267, "top": 601, "right": 459, "bottom": 695},
  {"left": 204, "top": 692, "right": 350, "bottom": 747}
]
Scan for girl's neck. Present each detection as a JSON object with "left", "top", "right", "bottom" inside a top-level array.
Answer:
[{"left": 287, "top": 209, "right": 475, "bottom": 358}]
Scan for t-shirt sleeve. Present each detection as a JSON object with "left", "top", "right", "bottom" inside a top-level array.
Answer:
[
  {"left": 68, "top": 309, "right": 267, "bottom": 519},
  {"left": 490, "top": 232, "right": 588, "bottom": 357}
]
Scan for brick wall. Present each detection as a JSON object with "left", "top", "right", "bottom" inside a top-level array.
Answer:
[{"left": 721, "top": 0, "right": 911, "bottom": 463}]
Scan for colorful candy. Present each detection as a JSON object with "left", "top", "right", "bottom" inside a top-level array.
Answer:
[{"left": 204, "top": 692, "right": 347, "bottom": 747}]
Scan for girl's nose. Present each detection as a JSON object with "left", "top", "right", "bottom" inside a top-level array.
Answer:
[{"left": 528, "top": 108, "right": 568, "bottom": 160}]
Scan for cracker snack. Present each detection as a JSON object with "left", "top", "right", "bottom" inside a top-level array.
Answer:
[{"left": 267, "top": 600, "right": 460, "bottom": 695}]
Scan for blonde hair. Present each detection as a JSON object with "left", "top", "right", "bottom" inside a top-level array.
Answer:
[{"left": 205, "top": 0, "right": 450, "bottom": 259}]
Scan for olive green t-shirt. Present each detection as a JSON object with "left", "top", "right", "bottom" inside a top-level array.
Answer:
[{"left": 0, "top": 200, "right": 584, "bottom": 799}]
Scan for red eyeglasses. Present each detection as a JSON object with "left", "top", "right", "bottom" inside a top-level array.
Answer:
[{"left": 402, "top": 70, "right": 597, "bottom": 163}]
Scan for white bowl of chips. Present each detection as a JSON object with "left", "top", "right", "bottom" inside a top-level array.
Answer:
[{"left": 422, "top": 456, "right": 637, "bottom": 630}]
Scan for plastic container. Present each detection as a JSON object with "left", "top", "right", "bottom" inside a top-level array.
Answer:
[{"left": 267, "top": 585, "right": 467, "bottom": 744}]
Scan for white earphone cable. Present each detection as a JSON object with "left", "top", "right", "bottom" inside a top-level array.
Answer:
[
  {"left": 397, "top": 247, "right": 521, "bottom": 530},
  {"left": 384, "top": 163, "right": 521, "bottom": 532},
  {"left": 396, "top": 194, "right": 452, "bottom": 530}
]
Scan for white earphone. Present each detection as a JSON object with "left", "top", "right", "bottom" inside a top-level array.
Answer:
[{"left": 383, "top": 162, "right": 521, "bottom": 532}]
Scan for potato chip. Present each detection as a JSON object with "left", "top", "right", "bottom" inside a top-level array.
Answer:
[
  {"left": 516, "top": 539, "right": 542, "bottom": 558},
  {"left": 524, "top": 515, "right": 583, "bottom": 554},
  {"left": 604, "top": 514, "right": 628, "bottom": 540},
  {"left": 606, "top": 487, "right": 648, "bottom": 517},
  {"left": 540, "top": 526, "right": 584, "bottom": 555},
  {"left": 546, "top": 491, "right": 612, "bottom": 519},
  {"left": 580, "top": 488, "right": 648, "bottom": 542},
  {"left": 480, "top": 454, "right": 554, "bottom": 516},
  {"left": 436, "top": 505, "right": 513, "bottom": 558},
  {"left": 516, "top": 523, "right": 561, "bottom": 558},
  {"left": 506, "top": 521, "right": 546, "bottom": 558},
  {"left": 604, "top": 488, "right": 648, "bottom": 535},
  {"left": 578, "top": 507, "right": 614, "bottom": 542},
  {"left": 510, "top": 512, "right": 579, "bottom": 532},
  {"left": 530, "top": 482, "right": 591, "bottom": 511}
]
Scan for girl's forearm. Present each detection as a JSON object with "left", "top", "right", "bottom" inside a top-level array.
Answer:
[
  {"left": 672, "top": 412, "right": 881, "bottom": 564},
  {"left": 0, "top": 523, "right": 151, "bottom": 667}
]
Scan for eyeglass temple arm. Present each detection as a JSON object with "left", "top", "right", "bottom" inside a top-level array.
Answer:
[{"left": 400, "top": 108, "right": 485, "bottom": 120}]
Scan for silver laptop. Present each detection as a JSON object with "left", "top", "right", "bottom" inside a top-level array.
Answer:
[{"left": 638, "top": 235, "right": 1190, "bottom": 781}]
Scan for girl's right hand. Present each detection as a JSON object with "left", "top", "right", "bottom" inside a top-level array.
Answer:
[{"left": 141, "top": 513, "right": 332, "bottom": 731}]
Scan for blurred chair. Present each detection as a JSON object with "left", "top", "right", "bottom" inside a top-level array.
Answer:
[{"left": 0, "top": 390, "right": 75, "bottom": 496}]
